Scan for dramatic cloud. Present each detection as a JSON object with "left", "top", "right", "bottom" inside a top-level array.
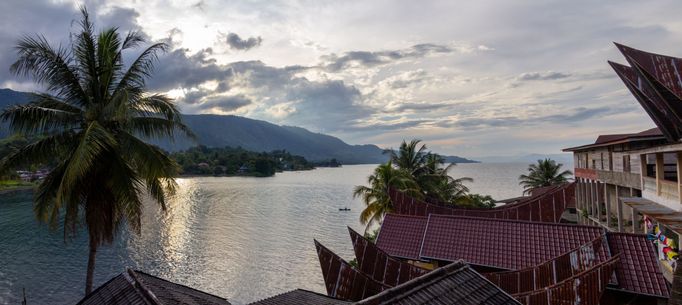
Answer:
[
  {"left": 225, "top": 33, "right": 262, "bottom": 50},
  {"left": 2, "top": 0, "right": 681, "bottom": 157}
]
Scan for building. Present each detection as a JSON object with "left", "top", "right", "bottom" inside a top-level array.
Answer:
[{"left": 564, "top": 43, "right": 682, "bottom": 282}]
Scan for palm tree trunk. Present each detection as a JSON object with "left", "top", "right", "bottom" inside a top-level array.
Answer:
[
  {"left": 672, "top": 264, "right": 682, "bottom": 305},
  {"left": 84, "top": 235, "right": 97, "bottom": 295}
]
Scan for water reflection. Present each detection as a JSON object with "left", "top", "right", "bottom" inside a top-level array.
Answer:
[{"left": 0, "top": 163, "right": 528, "bottom": 305}]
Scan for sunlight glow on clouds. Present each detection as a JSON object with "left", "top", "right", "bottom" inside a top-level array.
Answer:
[{"left": 1, "top": 0, "right": 681, "bottom": 158}]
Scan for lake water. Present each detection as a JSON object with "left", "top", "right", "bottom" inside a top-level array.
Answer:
[{"left": 0, "top": 163, "right": 533, "bottom": 305}]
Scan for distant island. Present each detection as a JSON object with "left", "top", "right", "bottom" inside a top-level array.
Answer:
[{"left": 0, "top": 88, "right": 478, "bottom": 165}]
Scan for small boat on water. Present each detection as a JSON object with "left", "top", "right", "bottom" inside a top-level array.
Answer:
[{"left": 339, "top": 208, "right": 351, "bottom": 211}]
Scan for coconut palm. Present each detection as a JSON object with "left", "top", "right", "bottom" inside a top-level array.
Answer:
[
  {"left": 0, "top": 8, "right": 191, "bottom": 294},
  {"left": 391, "top": 140, "right": 473, "bottom": 203},
  {"left": 390, "top": 139, "right": 429, "bottom": 177},
  {"left": 354, "top": 161, "right": 419, "bottom": 231},
  {"left": 518, "top": 159, "right": 572, "bottom": 194}
]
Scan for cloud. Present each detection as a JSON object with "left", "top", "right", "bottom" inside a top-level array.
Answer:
[
  {"left": 320, "top": 43, "right": 454, "bottom": 72},
  {"left": 447, "top": 106, "right": 625, "bottom": 129},
  {"left": 225, "top": 32, "right": 263, "bottom": 50},
  {"left": 199, "top": 94, "right": 252, "bottom": 112},
  {"left": 516, "top": 71, "right": 572, "bottom": 81}
]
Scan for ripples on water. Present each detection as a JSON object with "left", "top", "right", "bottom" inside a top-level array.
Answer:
[{"left": 0, "top": 163, "right": 531, "bottom": 304}]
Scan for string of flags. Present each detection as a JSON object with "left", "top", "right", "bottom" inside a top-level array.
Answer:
[{"left": 646, "top": 217, "right": 679, "bottom": 261}]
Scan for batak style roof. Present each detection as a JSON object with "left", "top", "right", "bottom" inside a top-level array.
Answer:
[
  {"left": 247, "top": 289, "right": 351, "bottom": 305},
  {"left": 512, "top": 256, "right": 620, "bottom": 305},
  {"left": 76, "top": 269, "right": 231, "bottom": 305},
  {"left": 354, "top": 261, "right": 520, "bottom": 305},
  {"left": 348, "top": 227, "right": 428, "bottom": 287},
  {"left": 375, "top": 213, "right": 670, "bottom": 298},
  {"left": 377, "top": 214, "right": 603, "bottom": 269},
  {"left": 389, "top": 183, "right": 575, "bottom": 223}
]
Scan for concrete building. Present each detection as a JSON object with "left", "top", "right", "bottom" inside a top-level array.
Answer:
[{"left": 564, "top": 43, "right": 682, "bottom": 283}]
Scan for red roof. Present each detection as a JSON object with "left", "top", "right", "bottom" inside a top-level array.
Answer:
[
  {"left": 420, "top": 214, "right": 603, "bottom": 270},
  {"left": 562, "top": 127, "right": 663, "bottom": 151},
  {"left": 376, "top": 214, "right": 670, "bottom": 298},
  {"left": 607, "top": 232, "right": 670, "bottom": 298},
  {"left": 390, "top": 183, "right": 575, "bottom": 223},
  {"left": 375, "top": 214, "right": 428, "bottom": 260}
]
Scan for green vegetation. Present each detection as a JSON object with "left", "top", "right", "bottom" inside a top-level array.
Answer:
[
  {"left": 518, "top": 158, "right": 572, "bottom": 194},
  {"left": 0, "top": 8, "right": 189, "bottom": 295},
  {"left": 354, "top": 139, "right": 494, "bottom": 231},
  {"left": 171, "top": 146, "right": 313, "bottom": 177},
  {"left": 0, "top": 179, "right": 35, "bottom": 191}
]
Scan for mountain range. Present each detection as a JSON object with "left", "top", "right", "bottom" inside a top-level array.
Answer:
[{"left": 0, "top": 88, "right": 477, "bottom": 164}]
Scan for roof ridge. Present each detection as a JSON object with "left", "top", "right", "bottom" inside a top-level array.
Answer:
[
  {"left": 248, "top": 288, "right": 342, "bottom": 304},
  {"left": 131, "top": 270, "right": 231, "bottom": 303},
  {"left": 75, "top": 273, "right": 128, "bottom": 305},
  {"left": 426, "top": 213, "right": 605, "bottom": 229},
  {"left": 126, "top": 269, "right": 164, "bottom": 305},
  {"left": 354, "top": 261, "right": 470, "bottom": 304}
]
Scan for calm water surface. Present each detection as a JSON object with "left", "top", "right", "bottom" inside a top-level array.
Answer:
[{"left": 0, "top": 163, "right": 530, "bottom": 305}]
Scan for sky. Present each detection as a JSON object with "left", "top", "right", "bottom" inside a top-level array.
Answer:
[{"left": 1, "top": 0, "right": 681, "bottom": 158}]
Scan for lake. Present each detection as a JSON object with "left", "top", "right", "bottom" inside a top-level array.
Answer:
[{"left": 0, "top": 162, "right": 535, "bottom": 305}]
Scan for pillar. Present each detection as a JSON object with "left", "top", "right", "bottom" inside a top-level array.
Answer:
[{"left": 616, "top": 184, "right": 623, "bottom": 232}]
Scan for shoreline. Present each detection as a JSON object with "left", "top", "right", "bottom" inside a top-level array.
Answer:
[{"left": 0, "top": 185, "right": 35, "bottom": 194}]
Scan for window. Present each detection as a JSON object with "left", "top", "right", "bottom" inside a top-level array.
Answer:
[
  {"left": 600, "top": 152, "right": 604, "bottom": 170},
  {"left": 623, "top": 155, "right": 631, "bottom": 173}
]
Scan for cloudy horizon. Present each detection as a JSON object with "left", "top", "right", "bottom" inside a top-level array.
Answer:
[{"left": 1, "top": 0, "right": 681, "bottom": 159}]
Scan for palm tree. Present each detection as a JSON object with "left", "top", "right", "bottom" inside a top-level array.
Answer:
[
  {"left": 390, "top": 139, "right": 429, "bottom": 177},
  {"left": 353, "top": 161, "right": 419, "bottom": 231},
  {"left": 518, "top": 159, "right": 572, "bottom": 194},
  {"left": 390, "top": 140, "right": 473, "bottom": 203},
  {"left": 0, "top": 8, "right": 191, "bottom": 294}
]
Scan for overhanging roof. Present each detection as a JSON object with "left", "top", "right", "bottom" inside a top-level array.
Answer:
[{"left": 562, "top": 128, "right": 664, "bottom": 152}]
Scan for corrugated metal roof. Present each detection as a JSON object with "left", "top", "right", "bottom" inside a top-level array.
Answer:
[
  {"left": 354, "top": 261, "right": 520, "bottom": 305},
  {"left": 390, "top": 183, "right": 575, "bottom": 223},
  {"left": 247, "top": 289, "right": 351, "bottom": 305},
  {"left": 348, "top": 227, "right": 428, "bottom": 287},
  {"left": 607, "top": 232, "right": 670, "bottom": 298},
  {"left": 512, "top": 256, "right": 620, "bottom": 305},
  {"left": 76, "top": 269, "right": 232, "bottom": 305}
]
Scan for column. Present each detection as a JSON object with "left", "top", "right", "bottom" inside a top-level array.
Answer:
[
  {"left": 656, "top": 153, "right": 664, "bottom": 196},
  {"left": 605, "top": 183, "right": 611, "bottom": 229},
  {"left": 616, "top": 184, "right": 623, "bottom": 232}
]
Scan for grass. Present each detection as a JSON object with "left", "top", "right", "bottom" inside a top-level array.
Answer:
[{"left": 0, "top": 179, "right": 36, "bottom": 191}]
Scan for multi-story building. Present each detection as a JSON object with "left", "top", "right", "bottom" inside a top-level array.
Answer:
[{"left": 564, "top": 43, "right": 682, "bottom": 282}]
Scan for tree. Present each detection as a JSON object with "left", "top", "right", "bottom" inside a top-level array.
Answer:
[
  {"left": 518, "top": 159, "right": 572, "bottom": 194},
  {"left": 390, "top": 139, "right": 473, "bottom": 203},
  {"left": 0, "top": 7, "right": 191, "bottom": 295},
  {"left": 354, "top": 161, "right": 420, "bottom": 231}
]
